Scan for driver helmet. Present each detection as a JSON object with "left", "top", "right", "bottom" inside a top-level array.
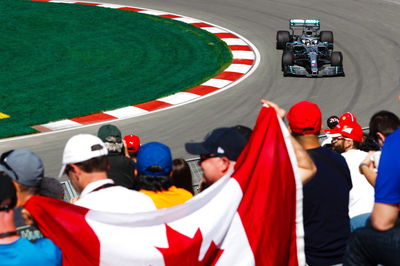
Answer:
[{"left": 304, "top": 27, "right": 313, "bottom": 36}]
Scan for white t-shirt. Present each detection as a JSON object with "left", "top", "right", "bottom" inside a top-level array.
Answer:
[
  {"left": 342, "top": 149, "right": 374, "bottom": 218},
  {"left": 75, "top": 179, "right": 156, "bottom": 213}
]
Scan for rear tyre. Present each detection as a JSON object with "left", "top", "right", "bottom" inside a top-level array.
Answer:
[
  {"left": 320, "top": 31, "right": 334, "bottom": 44},
  {"left": 331, "top": 51, "right": 343, "bottom": 66},
  {"left": 282, "top": 51, "right": 294, "bottom": 72},
  {"left": 276, "top": 31, "right": 290, "bottom": 50}
]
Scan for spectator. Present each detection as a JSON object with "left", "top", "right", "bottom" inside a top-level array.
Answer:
[
  {"left": 321, "top": 115, "right": 340, "bottom": 149},
  {"left": 59, "top": 134, "right": 156, "bottom": 212},
  {"left": 185, "top": 127, "right": 248, "bottom": 191},
  {"left": 344, "top": 119, "right": 400, "bottom": 265},
  {"left": 0, "top": 172, "right": 61, "bottom": 265},
  {"left": 286, "top": 100, "right": 352, "bottom": 266},
  {"left": 123, "top": 134, "right": 141, "bottom": 162},
  {"left": 0, "top": 149, "right": 47, "bottom": 242},
  {"left": 134, "top": 142, "right": 193, "bottom": 209},
  {"left": 359, "top": 110, "right": 400, "bottom": 186},
  {"left": 97, "top": 124, "right": 136, "bottom": 189},
  {"left": 332, "top": 122, "right": 374, "bottom": 231},
  {"left": 171, "top": 158, "right": 194, "bottom": 195}
]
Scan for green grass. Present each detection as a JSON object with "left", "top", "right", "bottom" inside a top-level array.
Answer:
[{"left": 0, "top": 0, "right": 232, "bottom": 138}]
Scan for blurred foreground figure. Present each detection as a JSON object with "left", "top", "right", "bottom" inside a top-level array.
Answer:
[
  {"left": 0, "top": 172, "right": 61, "bottom": 265},
  {"left": 286, "top": 101, "right": 352, "bottom": 266}
]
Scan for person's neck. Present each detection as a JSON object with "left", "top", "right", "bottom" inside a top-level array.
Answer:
[
  {"left": 81, "top": 172, "right": 109, "bottom": 188},
  {"left": 295, "top": 135, "right": 321, "bottom": 150},
  {"left": 0, "top": 211, "right": 19, "bottom": 244}
]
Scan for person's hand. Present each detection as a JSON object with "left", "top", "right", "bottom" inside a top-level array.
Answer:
[
  {"left": 260, "top": 99, "right": 286, "bottom": 119},
  {"left": 359, "top": 151, "right": 376, "bottom": 174}
]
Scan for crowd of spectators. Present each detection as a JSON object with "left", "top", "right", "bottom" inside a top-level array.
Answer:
[{"left": 0, "top": 99, "right": 399, "bottom": 265}]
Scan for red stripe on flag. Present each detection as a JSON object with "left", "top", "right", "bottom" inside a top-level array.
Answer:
[
  {"left": 234, "top": 107, "right": 298, "bottom": 265},
  {"left": 71, "top": 113, "right": 116, "bottom": 124},
  {"left": 25, "top": 196, "right": 100, "bottom": 266},
  {"left": 159, "top": 14, "right": 181, "bottom": 18},
  {"left": 119, "top": 7, "right": 146, "bottom": 12},
  {"left": 191, "top": 22, "right": 213, "bottom": 28},
  {"left": 134, "top": 101, "right": 172, "bottom": 111},
  {"left": 232, "top": 59, "right": 254, "bottom": 65},
  {"left": 75, "top": 2, "right": 100, "bottom": 6},
  {"left": 215, "top": 33, "right": 238, "bottom": 39},
  {"left": 213, "top": 72, "right": 244, "bottom": 81},
  {"left": 229, "top": 45, "right": 252, "bottom": 51},
  {"left": 185, "top": 85, "right": 220, "bottom": 95}
]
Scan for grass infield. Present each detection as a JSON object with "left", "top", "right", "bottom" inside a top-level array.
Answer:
[{"left": 0, "top": 0, "right": 232, "bottom": 138}]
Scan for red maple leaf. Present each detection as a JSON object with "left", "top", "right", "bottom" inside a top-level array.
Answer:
[{"left": 156, "top": 225, "right": 224, "bottom": 266}]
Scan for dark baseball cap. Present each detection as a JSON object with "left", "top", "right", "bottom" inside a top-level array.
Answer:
[
  {"left": 0, "top": 149, "right": 44, "bottom": 188},
  {"left": 185, "top": 127, "right": 247, "bottom": 161},
  {"left": 97, "top": 124, "right": 122, "bottom": 143}
]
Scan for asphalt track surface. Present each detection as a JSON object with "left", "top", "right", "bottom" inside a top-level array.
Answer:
[{"left": 1, "top": 0, "right": 400, "bottom": 178}]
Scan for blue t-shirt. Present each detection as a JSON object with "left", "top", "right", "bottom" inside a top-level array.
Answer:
[
  {"left": 0, "top": 237, "right": 61, "bottom": 266},
  {"left": 375, "top": 128, "right": 400, "bottom": 204},
  {"left": 305, "top": 147, "right": 352, "bottom": 266}
]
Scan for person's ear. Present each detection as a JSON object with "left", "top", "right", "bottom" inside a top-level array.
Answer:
[
  {"left": 220, "top": 157, "right": 230, "bottom": 172},
  {"left": 376, "top": 132, "right": 385, "bottom": 146}
]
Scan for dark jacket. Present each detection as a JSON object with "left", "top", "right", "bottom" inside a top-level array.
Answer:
[{"left": 107, "top": 153, "right": 135, "bottom": 189}]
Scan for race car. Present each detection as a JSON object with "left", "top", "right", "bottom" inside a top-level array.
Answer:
[{"left": 276, "top": 19, "right": 344, "bottom": 77}]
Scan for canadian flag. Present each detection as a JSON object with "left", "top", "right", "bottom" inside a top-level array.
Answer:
[{"left": 25, "top": 106, "right": 305, "bottom": 266}]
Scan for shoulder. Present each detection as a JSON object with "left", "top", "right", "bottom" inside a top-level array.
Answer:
[{"left": 309, "top": 147, "right": 347, "bottom": 164}]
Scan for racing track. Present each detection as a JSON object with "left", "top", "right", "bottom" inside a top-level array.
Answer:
[{"left": 1, "top": 0, "right": 399, "bottom": 178}]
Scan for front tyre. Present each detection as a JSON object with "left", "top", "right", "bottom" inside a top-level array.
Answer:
[
  {"left": 276, "top": 31, "right": 290, "bottom": 50},
  {"left": 320, "top": 31, "right": 334, "bottom": 44}
]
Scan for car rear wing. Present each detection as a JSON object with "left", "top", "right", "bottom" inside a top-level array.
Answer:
[{"left": 289, "top": 19, "right": 320, "bottom": 29}]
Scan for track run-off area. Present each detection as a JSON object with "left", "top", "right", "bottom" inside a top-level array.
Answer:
[{"left": 1, "top": 0, "right": 399, "bottom": 178}]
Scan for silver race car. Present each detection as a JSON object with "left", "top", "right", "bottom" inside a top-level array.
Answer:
[{"left": 276, "top": 19, "right": 344, "bottom": 77}]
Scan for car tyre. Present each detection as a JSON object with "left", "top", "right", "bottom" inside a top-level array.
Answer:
[
  {"left": 331, "top": 51, "right": 343, "bottom": 66},
  {"left": 320, "top": 31, "right": 334, "bottom": 44},
  {"left": 282, "top": 51, "right": 294, "bottom": 72},
  {"left": 276, "top": 31, "right": 290, "bottom": 50}
]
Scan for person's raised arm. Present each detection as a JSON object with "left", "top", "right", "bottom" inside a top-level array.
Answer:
[
  {"left": 261, "top": 99, "right": 316, "bottom": 184},
  {"left": 359, "top": 151, "right": 378, "bottom": 186}
]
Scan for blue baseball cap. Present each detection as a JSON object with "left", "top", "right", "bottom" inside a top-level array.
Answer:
[
  {"left": 136, "top": 142, "right": 172, "bottom": 176},
  {"left": 185, "top": 127, "right": 247, "bottom": 161},
  {"left": 0, "top": 149, "right": 44, "bottom": 188}
]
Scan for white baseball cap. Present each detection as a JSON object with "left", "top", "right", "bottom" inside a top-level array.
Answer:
[{"left": 59, "top": 134, "right": 108, "bottom": 178}]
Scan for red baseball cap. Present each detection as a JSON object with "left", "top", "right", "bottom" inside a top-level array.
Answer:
[
  {"left": 339, "top": 122, "right": 363, "bottom": 142},
  {"left": 340, "top": 112, "right": 357, "bottom": 123},
  {"left": 123, "top": 135, "right": 141, "bottom": 153},
  {"left": 287, "top": 101, "right": 322, "bottom": 135}
]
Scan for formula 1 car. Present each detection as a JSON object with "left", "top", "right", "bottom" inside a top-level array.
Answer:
[{"left": 276, "top": 19, "right": 344, "bottom": 77}]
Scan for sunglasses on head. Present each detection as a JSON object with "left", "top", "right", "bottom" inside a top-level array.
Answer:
[{"left": 0, "top": 150, "right": 19, "bottom": 181}]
